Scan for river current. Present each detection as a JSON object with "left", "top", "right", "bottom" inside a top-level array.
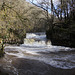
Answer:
[{"left": 5, "top": 32, "right": 75, "bottom": 69}]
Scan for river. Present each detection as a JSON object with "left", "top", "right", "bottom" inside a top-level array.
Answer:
[{"left": 0, "top": 32, "right": 75, "bottom": 75}]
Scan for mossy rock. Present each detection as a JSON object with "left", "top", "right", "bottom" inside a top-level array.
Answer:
[{"left": 0, "top": 38, "right": 5, "bottom": 57}]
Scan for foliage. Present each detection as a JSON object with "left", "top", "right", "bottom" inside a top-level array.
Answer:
[{"left": 0, "top": 0, "right": 47, "bottom": 43}]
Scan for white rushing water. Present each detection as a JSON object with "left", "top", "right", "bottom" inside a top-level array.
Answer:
[{"left": 5, "top": 32, "right": 75, "bottom": 69}]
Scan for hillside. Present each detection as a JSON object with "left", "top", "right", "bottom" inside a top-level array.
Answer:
[{"left": 0, "top": 0, "right": 48, "bottom": 43}]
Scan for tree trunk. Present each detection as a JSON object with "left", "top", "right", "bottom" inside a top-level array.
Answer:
[
  {"left": 66, "top": 0, "right": 69, "bottom": 19},
  {"left": 60, "top": 0, "right": 62, "bottom": 20},
  {"left": 50, "top": 0, "right": 54, "bottom": 40}
]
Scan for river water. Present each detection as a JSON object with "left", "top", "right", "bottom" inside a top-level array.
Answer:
[{"left": 5, "top": 32, "right": 75, "bottom": 70}]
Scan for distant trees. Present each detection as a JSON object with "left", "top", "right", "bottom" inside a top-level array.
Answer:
[
  {"left": 56, "top": 0, "right": 75, "bottom": 21},
  {"left": 29, "top": 0, "right": 75, "bottom": 22}
]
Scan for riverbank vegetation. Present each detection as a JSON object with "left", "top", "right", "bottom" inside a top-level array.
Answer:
[
  {"left": 46, "top": 0, "right": 75, "bottom": 47},
  {"left": 0, "top": 38, "right": 5, "bottom": 57},
  {"left": 0, "top": 0, "right": 47, "bottom": 44},
  {"left": 30, "top": 0, "right": 75, "bottom": 47}
]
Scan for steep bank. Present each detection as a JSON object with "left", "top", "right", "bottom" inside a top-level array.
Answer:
[
  {"left": 46, "top": 21, "right": 75, "bottom": 48},
  {"left": 0, "top": 0, "right": 47, "bottom": 44}
]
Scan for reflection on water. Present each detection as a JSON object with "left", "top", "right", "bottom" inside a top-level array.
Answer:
[{"left": 5, "top": 32, "right": 75, "bottom": 69}]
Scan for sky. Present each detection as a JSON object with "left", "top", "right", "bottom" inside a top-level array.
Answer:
[
  {"left": 26, "top": 0, "right": 59, "bottom": 5},
  {"left": 26, "top": 0, "right": 60, "bottom": 13},
  {"left": 26, "top": 0, "right": 60, "bottom": 9}
]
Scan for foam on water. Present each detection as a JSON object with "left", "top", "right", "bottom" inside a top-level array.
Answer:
[{"left": 5, "top": 45, "right": 75, "bottom": 69}]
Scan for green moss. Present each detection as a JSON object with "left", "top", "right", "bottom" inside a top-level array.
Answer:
[{"left": 0, "top": 39, "right": 5, "bottom": 57}]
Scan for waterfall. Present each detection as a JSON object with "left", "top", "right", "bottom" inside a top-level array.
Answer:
[{"left": 23, "top": 32, "right": 51, "bottom": 46}]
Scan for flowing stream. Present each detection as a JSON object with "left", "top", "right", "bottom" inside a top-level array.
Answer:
[
  {"left": 5, "top": 32, "right": 75, "bottom": 70},
  {"left": 0, "top": 32, "right": 74, "bottom": 75}
]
